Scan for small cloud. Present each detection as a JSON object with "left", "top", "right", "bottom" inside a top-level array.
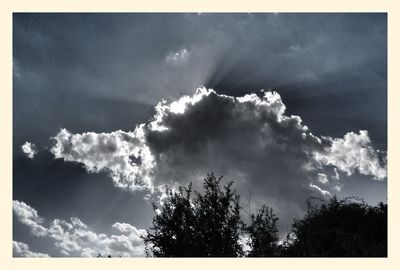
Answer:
[
  {"left": 309, "top": 184, "right": 332, "bottom": 197},
  {"left": 13, "top": 60, "right": 22, "bottom": 78},
  {"left": 21, "top": 141, "right": 37, "bottom": 159},
  {"left": 317, "top": 173, "right": 329, "bottom": 185},
  {"left": 333, "top": 185, "right": 342, "bottom": 192},
  {"left": 289, "top": 44, "right": 301, "bottom": 52},
  {"left": 165, "top": 48, "right": 190, "bottom": 65},
  {"left": 332, "top": 168, "right": 340, "bottom": 181}
]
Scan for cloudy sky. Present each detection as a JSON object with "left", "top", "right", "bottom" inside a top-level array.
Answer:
[{"left": 13, "top": 13, "right": 387, "bottom": 257}]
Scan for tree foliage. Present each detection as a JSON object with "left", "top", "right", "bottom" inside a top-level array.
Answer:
[
  {"left": 143, "top": 183, "right": 196, "bottom": 257},
  {"left": 246, "top": 205, "right": 279, "bottom": 257},
  {"left": 194, "top": 174, "right": 243, "bottom": 256},
  {"left": 284, "top": 196, "right": 387, "bottom": 257},
  {"left": 143, "top": 173, "right": 244, "bottom": 257}
]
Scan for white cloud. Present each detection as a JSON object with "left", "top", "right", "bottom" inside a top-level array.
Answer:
[
  {"left": 112, "top": 222, "right": 142, "bottom": 235},
  {"left": 317, "top": 173, "right": 329, "bottom": 185},
  {"left": 165, "top": 48, "right": 190, "bottom": 65},
  {"left": 21, "top": 141, "right": 37, "bottom": 159},
  {"left": 13, "top": 200, "right": 47, "bottom": 237},
  {"left": 48, "top": 88, "right": 386, "bottom": 227},
  {"left": 333, "top": 185, "right": 342, "bottom": 192},
  {"left": 309, "top": 184, "right": 332, "bottom": 197},
  {"left": 314, "top": 130, "right": 387, "bottom": 180},
  {"left": 50, "top": 128, "right": 155, "bottom": 191},
  {"left": 13, "top": 200, "right": 146, "bottom": 257},
  {"left": 13, "top": 241, "right": 49, "bottom": 257},
  {"left": 332, "top": 168, "right": 340, "bottom": 181}
]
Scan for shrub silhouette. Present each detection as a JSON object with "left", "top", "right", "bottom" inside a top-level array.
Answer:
[{"left": 283, "top": 196, "right": 387, "bottom": 257}]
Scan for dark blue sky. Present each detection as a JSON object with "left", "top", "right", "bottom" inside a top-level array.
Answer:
[{"left": 13, "top": 13, "right": 387, "bottom": 257}]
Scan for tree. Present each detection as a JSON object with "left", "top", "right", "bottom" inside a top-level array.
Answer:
[
  {"left": 194, "top": 174, "right": 243, "bottom": 257},
  {"left": 284, "top": 196, "right": 387, "bottom": 257},
  {"left": 143, "top": 184, "right": 196, "bottom": 257},
  {"left": 246, "top": 205, "right": 279, "bottom": 257},
  {"left": 142, "top": 173, "right": 244, "bottom": 257}
]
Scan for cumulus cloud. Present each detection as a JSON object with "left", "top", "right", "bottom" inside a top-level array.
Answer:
[
  {"left": 314, "top": 131, "right": 387, "bottom": 180},
  {"left": 21, "top": 141, "right": 37, "bottom": 159},
  {"left": 49, "top": 88, "right": 386, "bottom": 227},
  {"left": 13, "top": 200, "right": 47, "bottom": 237},
  {"left": 50, "top": 128, "right": 154, "bottom": 191},
  {"left": 13, "top": 200, "right": 146, "bottom": 257},
  {"left": 13, "top": 241, "right": 49, "bottom": 257}
]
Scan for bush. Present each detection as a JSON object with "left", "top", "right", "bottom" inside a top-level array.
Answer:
[{"left": 284, "top": 197, "right": 387, "bottom": 257}]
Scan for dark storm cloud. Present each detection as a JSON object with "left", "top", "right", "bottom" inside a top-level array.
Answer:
[{"left": 49, "top": 88, "right": 386, "bottom": 229}]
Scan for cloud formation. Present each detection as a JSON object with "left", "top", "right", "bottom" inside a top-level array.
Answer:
[
  {"left": 50, "top": 128, "right": 154, "bottom": 191},
  {"left": 13, "top": 200, "right": 146, "bottom": 257},
  {"left": 314, "top": 131, "right": 387, "bottom": 180},
  {"left": 21, "top": 141, "right": 37, "bottom": 159},
  {"left": 49, "top": 88, "right": 386, "bottom": 226},
  {"left": 13, "top": 200, "right": 47, "bottom": 237},
  {"left": 13, "top": 241, "right": 49, "bottom": 257}
]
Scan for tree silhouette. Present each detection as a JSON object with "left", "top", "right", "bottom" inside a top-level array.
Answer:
[
  {"left": 246, "top": 205, "right": 279, "bottom": 257},
  {"left": 143, "top": 173, "right": 244, "bottom": 257},
  {"left": 283, "top": 196, "right": 387, "bottom": 257},
  {"left": 194, "top": 174, "right": 243, "bottom": 257},
  {"left": 142, "top": 183, "right": 196, "bottom": 257}
]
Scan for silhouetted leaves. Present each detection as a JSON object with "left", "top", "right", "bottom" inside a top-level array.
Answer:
[
  {"left": 143, "top": 184, "right": 196, "bottom": 257},
  {"left": 284, "top": 196, "right": 387, "bottom": 257},
  {"left": 246, "top": 205, "right": 279, "bottom": 257},
  {"left": 194, "top": 174, "right": 243, "bottom": 257},
  {"left": 143, "top": 173, "right": 243, "bottom": 257}
]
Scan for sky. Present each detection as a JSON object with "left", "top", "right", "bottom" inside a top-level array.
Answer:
[{"left": 13, "top": 13, "right": 387, "bottom": 257}]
